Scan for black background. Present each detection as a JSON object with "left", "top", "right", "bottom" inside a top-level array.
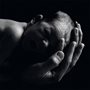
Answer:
[{"left": 0, "top": 0, "right": 89, "bottom": 89}]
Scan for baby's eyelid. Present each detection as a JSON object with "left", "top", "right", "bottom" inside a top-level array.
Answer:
[
  {"left": 44, "top": 28, "right": 51, "bottom": 38},
  {"left": 44, "top": 28, "right": 49, "bottom": 34}
]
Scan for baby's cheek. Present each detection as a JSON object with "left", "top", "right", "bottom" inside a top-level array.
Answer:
[
  {"left": 23, "top": 38, "right": 49, "bottom": 54},
  {"left": 34, "top": 39, "right": 49, "bottom": 53}
]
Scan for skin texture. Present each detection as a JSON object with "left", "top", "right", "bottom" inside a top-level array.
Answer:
[
  {"left": 0, "top": 19, "right": 27, "bottom": 65},
  {"left": 22, "top": 11, "right": 74, "bottom": 56},
  {"left": 22, "top": 21, "right": 64, "bottom": 59},
  {"left": 21, "top": 14, "right": 85, "bottom": 84},
  {"left": 0, "top": 12, "right": 85, "bottom": 86}
]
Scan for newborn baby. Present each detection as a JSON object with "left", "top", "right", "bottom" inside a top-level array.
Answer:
[
  {"left": 22, "top": 11, "right": 74, "bottom": 58},
  {"left": 0, "top": 11, "right": 84, "bottom": 84}
]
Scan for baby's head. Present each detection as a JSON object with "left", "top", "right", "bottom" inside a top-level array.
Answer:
[{"left": 22, "top": 11, "right": 74, "bottom": 56}]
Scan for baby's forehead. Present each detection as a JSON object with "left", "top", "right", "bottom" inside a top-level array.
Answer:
[
  {"left": 39, "top": 21, "right": 64, "bottom": 40},
  {"left": 39, "top": 21, "right": 54, "bottom": 30}
]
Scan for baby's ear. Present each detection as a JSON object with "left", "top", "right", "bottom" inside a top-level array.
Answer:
[
  {"left": 33, "top": 14, "right": 44, "bottom": 24},
  {"left": 35, "top": 14, "right": 44, "bottom": 21},
  {"left": 29, "top": 14, "right": 43, "bottom": 25},
  {"left": 26, "top": 14, "right": 44, "bottom": 29}
]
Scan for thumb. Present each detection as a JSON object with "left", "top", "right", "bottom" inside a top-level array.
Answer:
[{"left": 41, "top": 51, "right": 64, "bottom": 74}]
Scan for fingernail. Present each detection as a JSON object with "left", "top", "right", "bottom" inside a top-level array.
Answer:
[
  {"left": 59, "top": 38, "right": 65, "bottom": 44},
  {"left": 57, "top": 51, "right": 64, "bottom": 60},
  {"left": 76, "top": 21, "right": 78, "bottom": 24},
  {"left": 82, "top": 43, "right": 85, "bottom": 48},
  {"left": 79, "top": 43, "right": 85, "bottom": 49},
  {"left": 61, "top": 38, "right": 65, "bottom": 42},
  {"left": 72, "top": 41, "right": 77, "bottom": 46}
]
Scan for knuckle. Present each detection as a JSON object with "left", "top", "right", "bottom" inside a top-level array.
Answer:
[
  {"left": 72, "top": 41, "right": 77, "bottom": 46},
  {"left": 81, "top": 43, "right": 85, "bottom": 48},
  {"left": 77, "top": 23, "right": 81, "bottom": 28},
  {"left": 78, "top": 23, "right": 80, "bottom": 27},
  {"left": 75, "top": 27, "right": 78, "bottom": 31}
]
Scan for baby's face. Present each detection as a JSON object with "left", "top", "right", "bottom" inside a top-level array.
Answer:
[{"left": 22, "top": 21, "right": 63, "bottom": 55}]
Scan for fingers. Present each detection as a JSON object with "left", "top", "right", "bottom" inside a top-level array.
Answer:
[
  {"left": 72, "top": 21, "right": 83, "bottom": 46},
  {"left": 59, "top": 38, "right": 65, "bottom": 51},
  {"left": 65, "top": 22, "right": 84, "bottom": 73},
  {"left": 71, "top": 43, "right": 85, "bottom": 66},
  {"left": 66, "top": 41, "right": 77, "bottom": 63},
  {"left": 54, "top": 41, "right": 77, "bottom": 81},
  {"left": 74, "top": 27, "right": 79, "bottom": 44},
  {"left": 41, "top": 51, "right": 64, "bottom": 74},
  {"left": 57, "top": 38, "right": 65, "bottom": 51},
  {"left": 77, "top": 22, "right": 83, "bottom": 44},
  {"left": 66, "top": 43, "right": 85, "bottom": 74},
  {"left": 28, "top": 51, "right": 64, "bottom": 83},
  {"left": 76, "top": 21, "right": 83, "bottom": 44}
]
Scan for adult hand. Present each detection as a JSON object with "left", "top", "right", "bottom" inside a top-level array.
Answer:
[
  {"left": 22, "top": 38, "right": 64, "bottom": 84},
  {"left": 53, "top": 22, "right": 85, "bottom": 81},
  {"left": 65, "top": 21, "right": 85, "bottom": 74},
  {"left": 22, "top": 39, "right": 76, "bottom": 84},
  {"left": 22, "top": 22, "right": 85, "bottom": 84}
]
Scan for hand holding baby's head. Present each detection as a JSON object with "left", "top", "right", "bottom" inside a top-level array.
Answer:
[{"left": 22, "top": 11, "right": 74, "bottom": 57}]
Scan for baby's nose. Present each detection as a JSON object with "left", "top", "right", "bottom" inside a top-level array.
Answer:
[
  {"left": 30, "top": 39, "right": 49, "bottom": 53},
  {"left": 42, "top": 40, "right": 49, "bottom": 48}
]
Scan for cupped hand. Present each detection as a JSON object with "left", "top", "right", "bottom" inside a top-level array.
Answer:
[
  {"left": 22, "top": 22, "right": 85, "bottom": 84},
  {"left": 54, "top": 21, "right": 85, "bottom": 81},
  {"left": 65, "top": 21, "right": 85, "bottom": 73}
]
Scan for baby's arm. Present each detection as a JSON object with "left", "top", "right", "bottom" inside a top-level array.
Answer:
[
  {"left": 0, "top": 19, "right": 27, "bottom": 65},
  {"left": 0, "top": 19, "right": 27, "bottom": 83}
]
